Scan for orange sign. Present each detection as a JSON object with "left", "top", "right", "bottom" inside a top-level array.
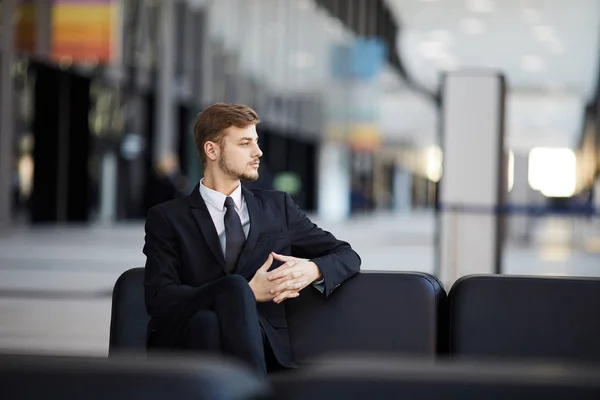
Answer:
[
  {"left": 52, "top": 0, "right": 117, "bottom": 64},
  {"left": 15, "top": 0, "right": 118, "bottom": 65}
]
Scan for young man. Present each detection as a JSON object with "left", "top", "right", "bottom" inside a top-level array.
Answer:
[{"left": 143, "top": 103, "right": 361, "bottom": 374}]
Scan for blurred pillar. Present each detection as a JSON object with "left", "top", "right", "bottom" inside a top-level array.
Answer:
[
  {"left": 154, "top": 0, "right": 176, "bottom": 164},
  {"left": 0, "top": 0, "right": 17, "bottom": 230},
  {"left": 99, "top": 0, "right": 131, "bottom": 222},
  {"left": 508, "top": 153, "right": 531, "bottom": 243},
  {"left": 99, "top": 151, "right": 118, "bottom": 222},
  {"left": 199, "top": 4, "right": 214, "bottom": 107},
  {"left": 437, "top": 72, "right": 507, "bottom": 286},
  {"left": 186, "top": 5, "right": 208, "bottom": 192},
  {"left": 394, "top": 166, "right": 412, "bottom": 213},
  {"left": 318, "top": 142, "right": 351, "bottom": 222}
]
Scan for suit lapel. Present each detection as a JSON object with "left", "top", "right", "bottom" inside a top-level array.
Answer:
[
  {"left": 189, "top": 184, "right": 226, "bottom": 268},
  {"left": 235, "top": 187, "right": 264, "bottom": 274}
]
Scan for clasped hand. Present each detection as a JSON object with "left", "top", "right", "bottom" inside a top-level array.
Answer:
[{"left": 249, "top": 252, "right": 322, "bottom": 303}]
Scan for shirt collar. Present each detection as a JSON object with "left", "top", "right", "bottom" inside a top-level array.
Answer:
[{"left": 199, "top": 179, "right": 243, "bottom": 211}]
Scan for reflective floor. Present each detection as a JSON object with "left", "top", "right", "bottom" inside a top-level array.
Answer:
[{"left": 0, "top": 211, "right": 599, "bottom": 356}]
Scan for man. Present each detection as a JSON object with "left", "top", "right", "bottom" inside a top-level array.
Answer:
[{"left": 143, "top": 103, "right": 361, "bottom": 374}]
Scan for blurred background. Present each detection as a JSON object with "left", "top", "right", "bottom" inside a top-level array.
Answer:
[{"left": 0, "top": 0, "right": 598, "bottom": 356}]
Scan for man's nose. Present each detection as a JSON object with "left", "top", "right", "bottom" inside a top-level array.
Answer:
[{"left": 254, "top": 144, "right": 263, "bottom": 158}]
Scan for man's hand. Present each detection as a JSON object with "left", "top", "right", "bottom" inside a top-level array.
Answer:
[
  {"left": 267, "top": 253, "right": 322, "bottom": 304},
  {"left": 248, "top": 254, "right": 301, "bottom": 302}
]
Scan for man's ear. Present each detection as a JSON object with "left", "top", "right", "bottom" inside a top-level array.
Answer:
[{"left": 204, "top": 141, "right": 219, "bottom": 161}]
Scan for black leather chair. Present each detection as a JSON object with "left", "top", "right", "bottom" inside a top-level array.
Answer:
[
  {"left": 109, "top": 269, "right": 446, "bottom": 361},
  {"left": 270, "top": 356, "right": 600, "bottom": 399},
  {"left": 0, "top": 353, "right": 269, "bottom": 400},
  {"left": 109, "top": 268, "right": 149, "bottom": 354},
  {"left": 448, "top": 274, "right": 600, "bottom": 362}
]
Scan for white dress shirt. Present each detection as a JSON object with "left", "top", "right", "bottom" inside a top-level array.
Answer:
[
  {"left": 199, "top": 179, "right": 250, "bottom": 255},
  {"left": 198, "top": 179, "right": 325, "bottom": 291}
]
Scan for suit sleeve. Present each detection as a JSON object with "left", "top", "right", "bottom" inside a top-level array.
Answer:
[
  {"left": 143, "top": 206, "right": 197, "bottom": 317},
  {"left": 284, "top": 193, "right": 361, "bottom": 297}
]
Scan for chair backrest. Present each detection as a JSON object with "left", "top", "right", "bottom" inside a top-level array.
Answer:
[
  {"left": 270, "top": 356, "right": 600, "bottom": 400},
  {"left": 0, "top": 353, "right": 269, "bottom": 400},
  {"left": 109, "top": 267, "right": 149, "bottom": 354},
  {"left": 285, "top": 271, "right": 447, "bottom": 363},
  {"left": 449, "top": 274, "right": 600, "bottom": 362}
]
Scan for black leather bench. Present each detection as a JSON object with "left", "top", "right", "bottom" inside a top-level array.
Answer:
[
  {"left": 448, "top": 274, "right": 600, "bottom": 362},
  {"left": 269, "top": 356, "right": 600, "bottom": 400},
  {"left": 0, "top": 353, "right": 268, "bottom": 400},
  {"left": 109, "top": 268, "right": 446, "bottom": 362}
]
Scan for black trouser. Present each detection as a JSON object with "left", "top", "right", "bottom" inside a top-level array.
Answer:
[{"left": 182, "top": 275, "right": 270, "bottom": 374}]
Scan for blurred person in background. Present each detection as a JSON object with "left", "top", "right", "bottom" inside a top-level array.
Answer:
[
  {"left": 143, "top": 103, "right": 361, "bottom": 374},
  {"left": 146, "top": 153, "right": 188, "bottom": 209}
]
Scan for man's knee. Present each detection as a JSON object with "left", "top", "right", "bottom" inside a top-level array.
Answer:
[
  {"left": 189, "top": 310, "right": 219, "bottom": 331},
  {"left": 186, "top": 310, "right": 220, "bottom": 351}
]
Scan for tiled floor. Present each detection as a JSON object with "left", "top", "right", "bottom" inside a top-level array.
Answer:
[{"left": 0, "top": 211, "right": 598, "bottom": 356}]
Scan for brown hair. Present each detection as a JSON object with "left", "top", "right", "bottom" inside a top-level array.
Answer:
[{"left": 193, "top": 103, "right": 260, "bottom": 165}]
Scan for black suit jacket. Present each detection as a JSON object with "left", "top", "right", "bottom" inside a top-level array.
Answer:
[{"left": 143, "top": 184, "right": 361, "bottom": 366}]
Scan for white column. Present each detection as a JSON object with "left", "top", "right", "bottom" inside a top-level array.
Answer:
[
  {"left": 317, "top": 142, "right": 351, "bottom": 222},
  {"left": 437, "top": 72, "right": 507, "bottom": 286}
]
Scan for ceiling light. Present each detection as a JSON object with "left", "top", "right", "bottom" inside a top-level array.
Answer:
[
  {"left": 460, "top": 18, "right": 486, "bottom": 35},
  {"left": 429, "top": 29, "right": 454, "bottom": 45},
  {"left": 424, "top": 146, "right": 443, "bottom": 183},
  {"left": 521, "top": 55, "right": 545, "bottom": 72},
  {"left": 466, "top": 0, "right": 495, "bottom": 13},
  {"left": 533, "top": 25, "right": 555, "bottom": 42},
  {"left": 528, "top": 147, "right": 576, "bottom": 197},
  {"left": 418, "top": 40, "right": 447, "bottom": 59}
]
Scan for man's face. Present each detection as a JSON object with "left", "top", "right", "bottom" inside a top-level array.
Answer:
[{"left": 217, "top": 124, "right": 262, "bottom": 181}]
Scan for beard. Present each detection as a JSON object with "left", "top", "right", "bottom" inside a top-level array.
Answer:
[{"left": 218, "top": 152, "right": 259, "bottom": 182}]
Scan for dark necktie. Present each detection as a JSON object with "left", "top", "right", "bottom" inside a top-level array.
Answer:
[{"left": 224, "top": 196, "right": 246, "bottom": 273}]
